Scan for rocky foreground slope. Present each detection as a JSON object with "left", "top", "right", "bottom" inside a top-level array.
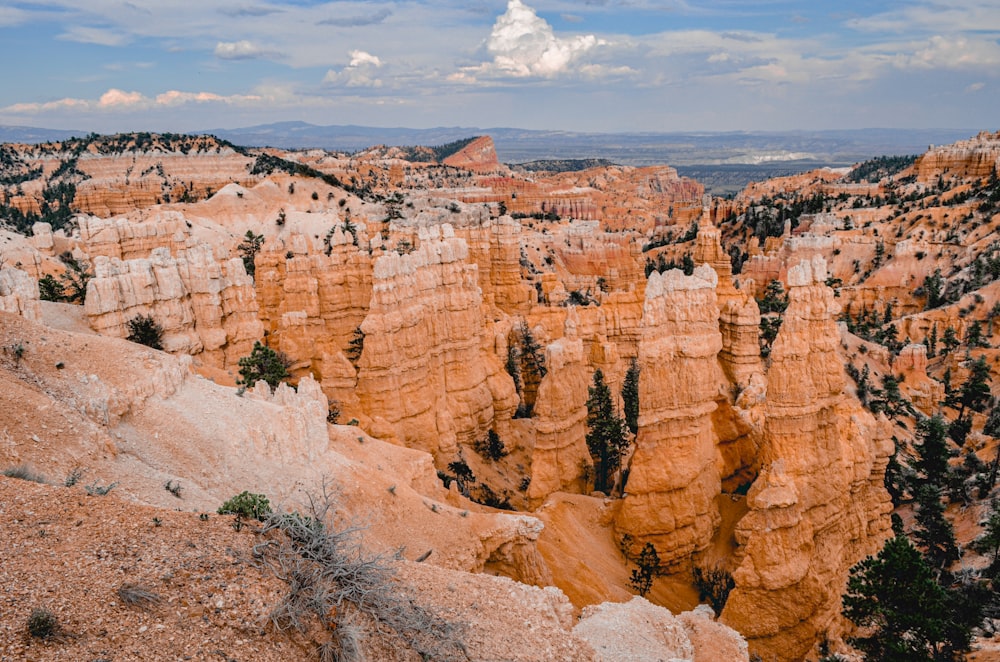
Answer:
[{"left": 2, "top": 130, "right": 1000, "bottom": 660}]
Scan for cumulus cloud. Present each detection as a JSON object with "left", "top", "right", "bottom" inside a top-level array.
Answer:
[
  {"left": 323, "top": 49, "right": 384, "bottom": 87},
  {"left": 482, "top": 0, "right": 607, "bottom": 78},
  {"left": 214, "top": 40, "right": 277, "bottom": 60},
  {"left": 98, "top": 88, "right": 145, "bottom": 107}
]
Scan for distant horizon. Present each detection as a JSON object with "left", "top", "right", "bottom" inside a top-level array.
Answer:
[
  {"left": 2, "top": 1, "right": 997, "bottom": 134},
  {"left": 0, "top": 120, "right": 989, "bottom": 140}
]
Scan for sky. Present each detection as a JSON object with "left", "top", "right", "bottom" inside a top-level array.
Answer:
[{"left": 0, "top": 0, "right": 998, "bottom": 134}]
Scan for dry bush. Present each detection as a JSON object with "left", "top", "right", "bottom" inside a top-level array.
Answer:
[
  {"left": 3, "top": 464, "right": 46, "bottom": 484},
  {"left": 253, "top": 481, "right": 468, "bottom": 661},
  {"left": 117, "top": 583, "right": 162, "bottom": 610}
]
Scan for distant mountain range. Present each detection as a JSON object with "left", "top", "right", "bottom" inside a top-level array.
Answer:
[{"left": 0, "top": 121, "right": 982, "bottom": 193}]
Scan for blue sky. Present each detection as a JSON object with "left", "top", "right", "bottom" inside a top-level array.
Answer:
[{"left": 0, "top": 0, "right": 997, "bottom": 133}]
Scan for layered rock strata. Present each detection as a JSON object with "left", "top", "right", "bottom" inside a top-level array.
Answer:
[
  {"left": 253, "top": 230, "right": 374, "bottom": 405},
  {"left": 615, "top": 266, "right": 727, "bottom": 565},
  {"left": 528, "top": 337, "right": 592, "bottom": 503},
  {"left": 721, "top": 257, "right": 893, "bottom": 659},
  {"left": 0, "top": 266, "right": 41, "bottom": 320},
  {"left": 84, "top": 245, "right": 262, "bottom": 368},
  {"left": 355, "top": 224, "right": 518, "bottom": 456}
]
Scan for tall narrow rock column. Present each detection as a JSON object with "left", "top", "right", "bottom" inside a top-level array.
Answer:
[{"left": 616, "top": 266, "right": 727, "bottom": 566}]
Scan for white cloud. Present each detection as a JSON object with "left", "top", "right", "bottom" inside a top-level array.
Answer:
[
  {"left": 967, "top": 82, "right": 986, "bottom": 92},
  {"left": 323, "top": 49, "right": 384, "bottom": 88},
  {"left": 349, "top": 50, "right": 382, "bottom": 68},
  {"left": 481, "top": 0, "right": 607, "bottom": 78},
  {"left": 214, "top": 40, "right": 276, "bottom": 60},
  {"left": 58, "top": 26, "right": 129, "bottom": 47},
  {"left": 0, "top": 6, "right": 30, "bottom": 27},
  {"left": 98, "top": 89, "right": 145, "bottom": 107},
  {"left": 899, "top": 35, "right": 1000, "bottom": 69},
  {"left": 2, "top": 88, "right": 262, "bottom": 114}
]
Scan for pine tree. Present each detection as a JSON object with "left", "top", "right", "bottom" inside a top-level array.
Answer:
[
  {"left": 586, "top": 369, "right": 630, "bottom": 494},
  {"left": 345, "top": 326, "right": 365, "bottom": 363},
  {"left": 972, "top": 499, "right": 1000, "bottom": 574},
  {"left": 965, "top": 320, "right": 989, "bottom": 348},
  {"left": 942, "top": 326, "right": 960, "bottom": 354},
  {"left": 842, "top": 533, "right": 952, "bottom": 662},
  {"left": 924, "top": 269, "right": 945, "bottom": 310},
  {"left": 913, "top": 484, "right": 959, "bottom": 569},
  {"left": 237, "top": 341, "right": 290, "bottom": 389},
  {"left": 927, "top": 323, "right": 938, "bottom": 357},
  {"left": 38, "top": 274, "right": 65, "bottom": 301},
  {"left": 58, "top": 255, "right": 92, "bottom": 304},
  {"left": 237, "top": 230, "right": 264, "bottom": 278},
  {"left": 913, "top": 414, "right": 952, "bottom": 488},
  {"left": 957, "top": 355, "right": 992, "bottom": 419},
  {"left": 629, "top": 542, "right": 660, "bottom": 597},
  {"left": 622, "top": 358, "right": 640, "bottom": 436}
]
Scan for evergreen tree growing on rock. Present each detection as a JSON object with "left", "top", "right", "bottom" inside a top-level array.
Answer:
[
  {"left": 622, "top": 358, "right": 640, "bottom": 436},
  {"left": 842, "top": 531, "right": 952, "bottom": 662},
  {"left": 585, "top": 369, "right": 630, "bottom": 494},
  {"left": 238, "top": 341, "right": 290, "bottom": 389}
]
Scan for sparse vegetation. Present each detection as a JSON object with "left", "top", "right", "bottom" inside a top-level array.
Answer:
[
  {"left": 117, "top": 583, "right": 163, "bottom": 609},
  {"left": 629, "top": 542, "right": 661, "bottom": 597},
  {"left": 585, "top": 369, "right": 630, "bottom": 495},
  {"left": 126, "top": 314, "right": 164, "bottom": 350},
  {"left": 218, "top": 490, "right": 272, "bottom": 522},
  {"left": 693, "top": 564, "right": 735, "bottom": 615},
  {"left": 26, "top": 607, "right": 59, "bottom": 639},
  {"left": 237, "top": 230, "right": 264, "bottom": 278},
  {"left": 237, "top": 341, "right": 291, "bottom": 389},
  {"left": 252, "top": 482, "right": 466, "bottom": 661},
  {"left": 472, "top": 429, "right": 508, "bottom": 461},
  {"left": 85, "top": 480, "right": 118, "bottom": 496}
]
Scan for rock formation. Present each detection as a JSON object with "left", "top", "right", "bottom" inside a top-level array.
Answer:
[
  {"left": 78, "top": 213, "right": 191, "bottom": 261},
  {"left": 0, "top": 266, "right": 40, "bottom": 320},
  {"left": 914, "top": 130, "right": 1000, "bottom": 183},
  {"left": 573, "top": 598, "right": 749, "bottom": 662},
  {"left": 442, "top": 135, "right": 502, "bottom": 173},
  {"left": 528, "top": 337, "right": 592, "bottom": 503},
  {"left": 84, "top": 244, "right": 262, "bottom": 368},
  {"left": 355, "top": 224, "right": 518, "bottom": 456},
  {"left": 721, "top": 257, "right": 893, "bottom": 659},
  {"left": 616, "top": 266, "right": 727, "bottom": 566}
]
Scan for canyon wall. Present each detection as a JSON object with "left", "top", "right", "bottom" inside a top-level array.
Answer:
[
  {"left": 355, "top": 224, "right": 518, "bottom": 456},
  {"left": 84, "top": 244, "right": 263, "bottom": 368}
]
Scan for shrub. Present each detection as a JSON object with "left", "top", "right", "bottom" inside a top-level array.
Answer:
[
  {"left": 218, "top": 491, "right": 272, "bottom": 521},
  {"left": 693, "top": 564, "right": 735, "bottom": 614},
  {"left": 254, "top": 482, "right": 465, "bottom": 660},
  {"left": 125, "top": 314, "right": 164, "bottom": 350},
  {"left": 26, "top": 607, "right": 59, "bottom": 639},
  {"left": 629, "top": 543, "right": 661, "bottom": 597},
  {"left": 472, "top": 429, "right": 508, "bottom": 461},
  {"left": 164, "top": 480, "right": 182, "bottom": 498},
  {"left": 63, "top": 467, "right": 83, "bottom": 487},
  {"left": 117, "top": 583, "right": 162, "bottom": 609},
  {"left": 38, "top": 274, "right": 65, "bottom": 301},
  {"left": 85, "top": 480, "right": 118, "bottom": 496}
]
